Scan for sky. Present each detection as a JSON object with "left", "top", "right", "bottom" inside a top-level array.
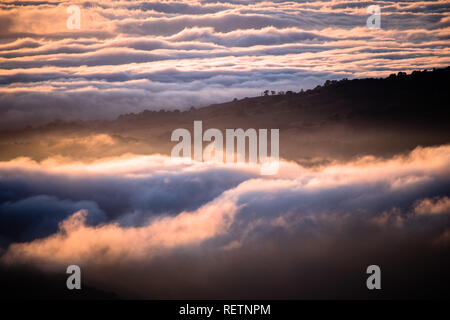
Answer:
[{"left": 0, "top": 0, "right": 449, "bottom": 127}]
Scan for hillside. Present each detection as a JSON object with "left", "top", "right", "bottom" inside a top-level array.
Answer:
[{"left": 0, "top": 67, "right": 449, "bottom": 166}]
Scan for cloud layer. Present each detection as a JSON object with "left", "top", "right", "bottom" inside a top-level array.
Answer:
[
  {"left": 0, "top": 0, "right": 449, "bottom": 127},
  {"left": 1, "top": 144, "right": 449, "bottom": 298}
]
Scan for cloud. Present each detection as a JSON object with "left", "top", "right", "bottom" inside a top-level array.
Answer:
[
  {"left": 0, "top": 67, "right": 346, "bottom": 128},
  {"left": 0, "top": 0, "right": 449, "bottom": 127},
  {"left": 414, "top": 196, "right": 450, "bottom": 216},
  {"left": 0, "top": 195, "right": 105, "bottom": 245},
  {"left": 0, "top": 153, "right": 256, "bottom": 238},
  {"left": 1, "top": 144, "right": 449, "bottom": 298},
  {"left": 2, "top": 192, "right": 238, "bottom": 266},
  {"left": 1, "top": 0, "right": 449, "bottom": 299}
]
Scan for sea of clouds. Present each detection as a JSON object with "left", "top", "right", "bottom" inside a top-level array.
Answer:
[
  {"left": 0, "top": 0, "right": 449, "bottom": 127},
  {"left": 0, "top": 143, "right": 449, "bottom": 298}
]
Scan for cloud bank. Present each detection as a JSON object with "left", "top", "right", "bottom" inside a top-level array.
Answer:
[
  {"left": 1, "top": 144, "right": 449, "bottom": 298},
  {"left": 0, "top": 0, "right": 449, "bottom": 127}
]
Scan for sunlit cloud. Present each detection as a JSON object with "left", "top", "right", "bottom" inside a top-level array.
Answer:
[
  {"left": 1, "top": 145, "right": 449, "bottom": 297},
  {"left": 0, "top": 0, "right": 448, "bottom": 127}
]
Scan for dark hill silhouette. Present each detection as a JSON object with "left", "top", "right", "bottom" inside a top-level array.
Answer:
[{"left": 0, "top": 67, "right": 449, "bottom": 165}]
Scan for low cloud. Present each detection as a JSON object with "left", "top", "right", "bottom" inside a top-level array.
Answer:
[
  {"left": 414, "top": 196, "right": 450, "bottom": 216},
  {"left": 1, "top": 144, "right": 449, "bottom": 298}
]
